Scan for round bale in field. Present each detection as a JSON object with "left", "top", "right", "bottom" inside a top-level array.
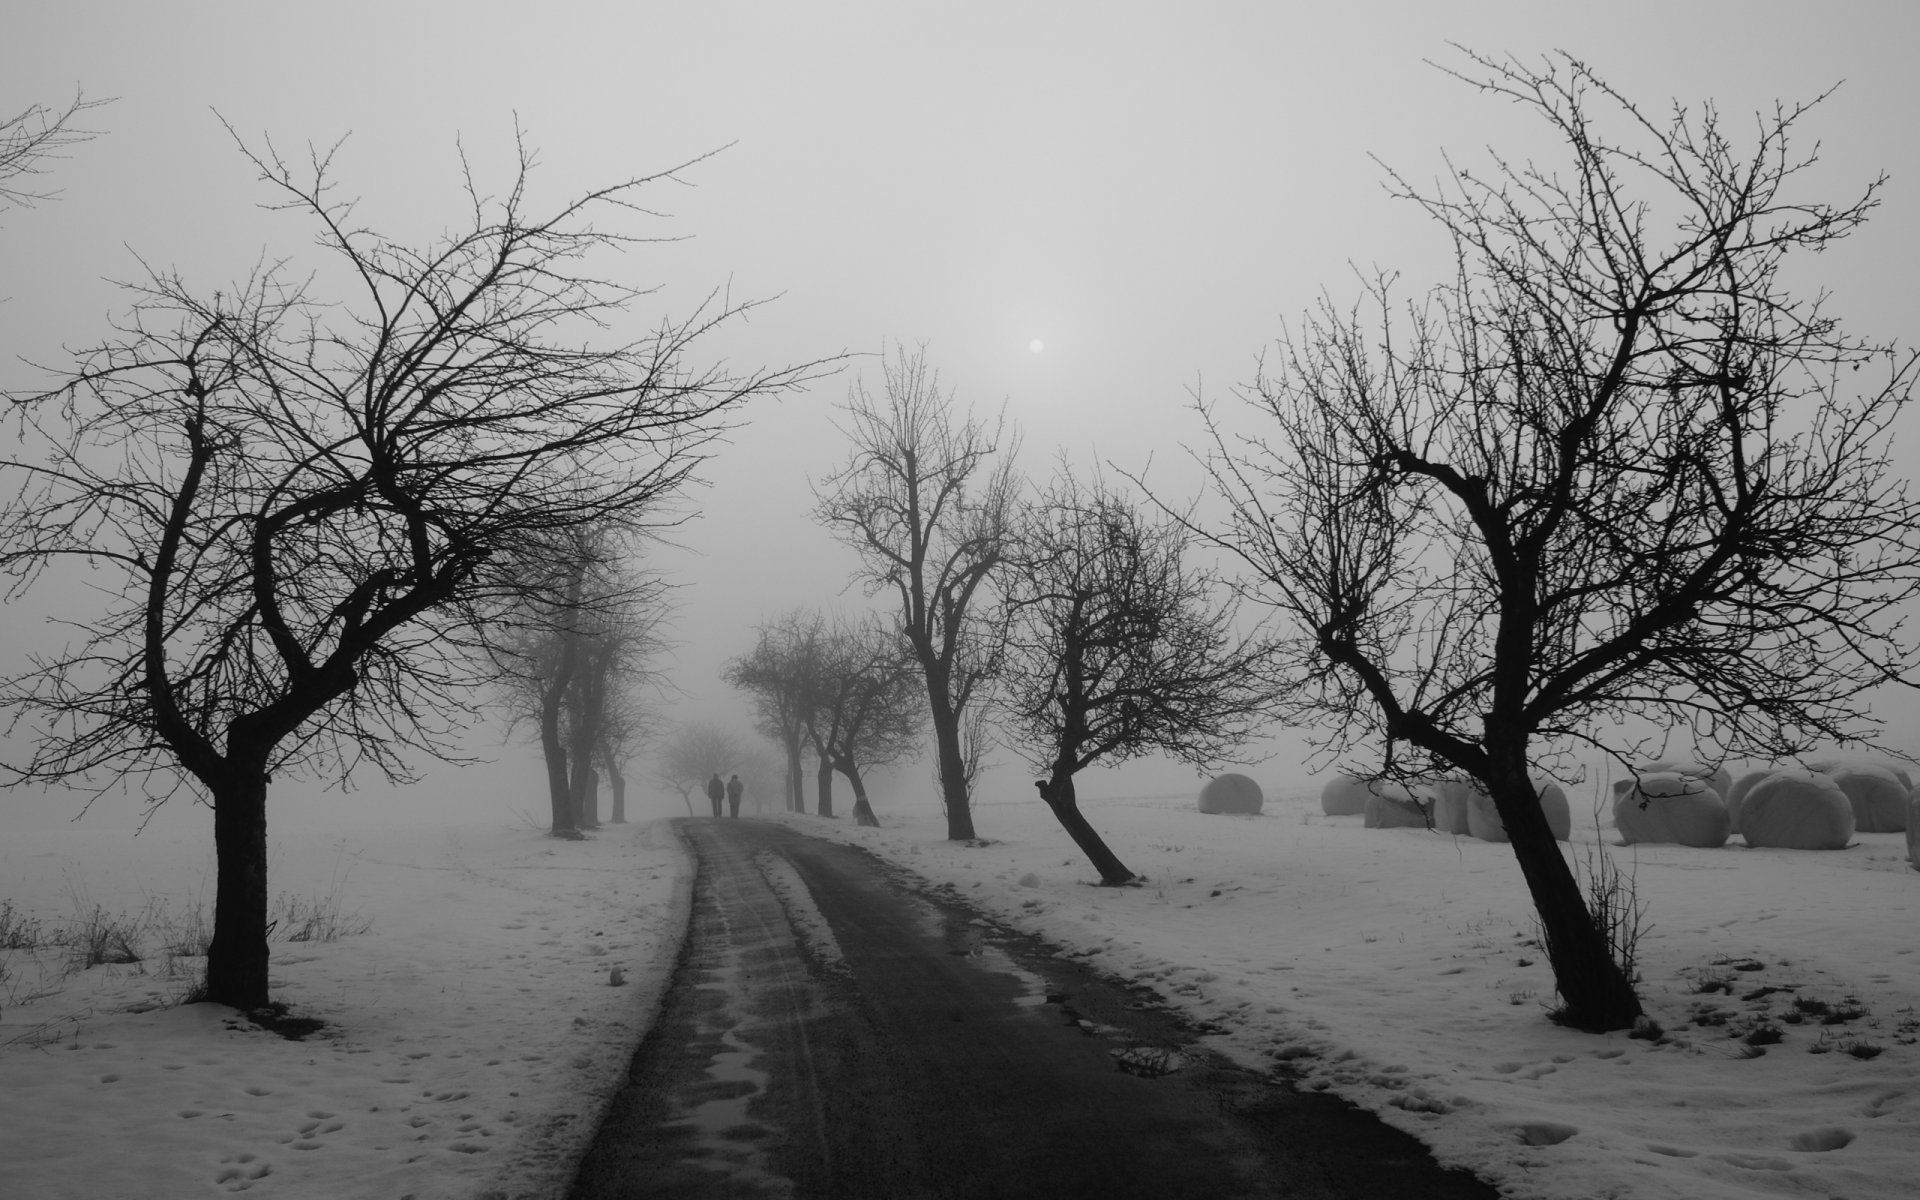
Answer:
[
  {"left": 1198, "top": 773, "right": 1263, "bottom": 815},
  {"left": 1613, "top": 772, "right": 1730, "bottom": 848},
  {"left": 1637, "top": 759, "right": 1733, "bottom": 808},
  {"left": 1740, "top": 768, "right": 1854, "bottom": 850},
  {"left": 1820, "top": 763, "right": 1909, "bottom": 833},
  {"left": 1319, "top": 773, "right": 1375, "bottom": 816},
  {"left": 1421, "top": 779, "right": 1481, "bottom": 836},
  {"left": 1723, "top": 769, "right": 1775, "bottom": 835},
  {"left": 1364, "top": 782, "right": 1431, "bottom": 829},
  {"left": 1807, "top": 756, "right": 1914, "bottom": 793},
  {"left": 1468, "top": 779, "right": 1571, "bottom": 843},
  {"left": 1908, "top": 793, "right": 1919, "bottom": 870}
]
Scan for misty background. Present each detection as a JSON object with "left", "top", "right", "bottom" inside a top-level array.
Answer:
[{"left": 6, "top": 1, "right": 1919, "bottom": 833}]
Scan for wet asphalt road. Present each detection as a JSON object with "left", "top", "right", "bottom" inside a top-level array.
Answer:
[{"left": 567, "top": 817, "right": 1501, "bottom": 1199}]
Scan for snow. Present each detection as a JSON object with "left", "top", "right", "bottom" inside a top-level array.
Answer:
[
  {"left": 0, "top": 818, "right": 690, "bottom": 1200},
  {"left": 3, "top": 780, "right": 1916, "bottom": 1200},
  {"left": 777, "top": 786, "right": 1920, "bottom": 1200}
]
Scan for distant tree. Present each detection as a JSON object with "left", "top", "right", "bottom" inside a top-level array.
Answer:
[
  {"left": 725, "top": 612, "right": 823, "bottom": 813},
  {"left": 1191, "top": 51, "right": 1920, "bottom": 1031},
  {"left": 0, "top": 91, "right": 108, "bottom": 214},
  {"left": 656, "top": 722, "right": 744, "bottom": 816},
  {"left": 1003, "top": 470, "right": 1274, "bottom": 884},
  {"left": 807, "top": 613, "right": 923, "bottom": 826},
  {"left": 815, "top": 346, "right": 1019, "bottom": 839},
  {"left": 0, "top": 130, "right": 814, "bottom": 1011}
]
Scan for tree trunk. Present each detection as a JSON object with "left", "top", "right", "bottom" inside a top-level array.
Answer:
[
  {"left": 577, "top": 766, "right": 600, "bottom": 829},
  {"left": 815, "top": 752, "right": 835, "bottom": 819},
  {"left": 842, "top": 760, "right": 879, "bottom": 827},
  {"left": 785, "top": 733, "right": 807, "bottom": 815},
  {"left": 604, "top": 753, "right": 626, "bottom": 823},
  {"left": 1036, "top": 771, "right": 1134, "bottom": 885},
  {"left": 925, "top": 673, "right": 975, "bottom": 839},
  {"left": 205, "top": 770, "right": 273, "bottom": 1010},
  {"left": 539, "top": 677, "right": 576, "bottom": 837},
  {"left": 1484, "top": 741, "right": 1642, "bottom": 1032}
]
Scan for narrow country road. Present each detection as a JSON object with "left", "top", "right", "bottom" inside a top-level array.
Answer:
[{"left": 568, "top": 817, "right": 1500, "bottom": 1199}]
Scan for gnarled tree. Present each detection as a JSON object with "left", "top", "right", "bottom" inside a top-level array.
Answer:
[
  {"left": 815, "top": 346, "right": 1018, "bottom": 839},
  {"left": 1194, "top": 51, "right": 1920, "bottom": 1031},
  {"left": 0, "top": 130, "right": 813, "bottom": 1010},
  {"left": 1005, "top": 470, "right": 1273, "bottom": 884},
  {"left": 808, "top": 613, "right": 923, "bottom": 826}
]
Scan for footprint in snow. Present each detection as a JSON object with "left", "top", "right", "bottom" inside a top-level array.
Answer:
[
  {"left": 214, "top": 1153, "right": 272, "bottom": 1191},
  {"left": 1789, "top": 1127, "right": 1855, "bottom": 1152},
  {"left": 1515, "top": 1121, "right": 1577, "bottom": 1146},
  {"left": 1646, "top": 1143, "right": 1698, "bottom": 1158}
]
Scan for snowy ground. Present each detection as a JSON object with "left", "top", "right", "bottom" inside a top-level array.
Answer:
[
  {"left": 780, "top": 784, "right": 1920, "bottom": 1200},
  {"left": 0, "top": 816, "right": 690, "bottom": 1200},
  {"left": 3, "top": 781, "right": 1915, "bottom": 1200}
]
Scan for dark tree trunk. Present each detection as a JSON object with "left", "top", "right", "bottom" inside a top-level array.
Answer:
[
  {"left": 924, "top": 667, "right": 975, "bottom": 839},
  {"left": 784, "top": 733, "right": 807, "bottom": 815},
  {"left": 841, "top": 759, "right": 879, "bottom": 827},
  {"left": 604, "top": 753, "right": 626, "bottom": 823},
  {"left": 205, "top": 769, "right": 272, "bottom": 1010},
  {"left": 815, "top": 751, "right": 835, "bottom": 819},
  {"left": 539, "top": 683, "right": 576, "bottom": 836},
  {"left": 1485, "top": 739, "right": 1642, "bottom": 1032},
  {"left": 1035, "top": 771, "right": 1134, "bottom": 885},
  {"left": 577, "top": 766, "right": 600, "bottom": 829}
]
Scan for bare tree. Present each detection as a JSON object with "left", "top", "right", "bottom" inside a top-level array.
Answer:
[
  {"left": 808, "top": 613, "right": 923, "bottom": 826},
  {"left": 725, "top": 612, "right": 823, "bottom": 814},
  {"left": 1004, "top": 470, "right": 1273, "bottom": 885},
  {"left": 0, "top": 91, "right": 109, "bottom": 214},
  {"left": 0, "top": 130, "right": 816, "bottom": 1011},
  {"left": 815, "top": 346, "right": 1018, "bottom": 839},
  {"left": 1192, "top": 51, "right": 1920, "bottom": 1031}
]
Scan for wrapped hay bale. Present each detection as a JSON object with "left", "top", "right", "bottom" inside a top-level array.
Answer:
[
  {"left": 1724, "top": 769, "right": 1774, "bottom": 836},
  {"left": 1198, "top": 773, "right": 1264, "bottom": 815},
  {"left": 1820, "top": 763, "right": 1909, "bottom": 833},
  {"left": 1637, "top": 759, "right": 1734, "bottom": 808},
  {"left": 1364, "top": 782, "right": 1431, "bottom": 829},
  {"left": 1319, "top": 773, "right": 1374, "bottom": 816},
  {"left": 1741, "top": 768, "right": 1854, "bottom": 850},
  {"left": 1613, "top": 772, "right": 1731, "bottom": 848},
  {"left": 1421, "top": 779, "right": 1480, "bottom": 836},
  {"left": 1807, "top": 756, "right": 1914, "bottom": 793},
  {"left": 1468, "top": 779, "right": 1570, "bottom": 843},
  {"left": 1908, "top": 793, "right": 1919, "bottom": 871}
]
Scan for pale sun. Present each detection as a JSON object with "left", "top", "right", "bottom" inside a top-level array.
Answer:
[{"left": 1028, "top": 338, "right": 1045, "bottom": 354}]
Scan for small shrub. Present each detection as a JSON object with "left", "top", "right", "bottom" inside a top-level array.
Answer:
[
  {"left": 66, "top": 906, "right": 143, "bottom": 970},
  {"left": 1743, "top": 1024, "right": 1784, "bottom": 1047},
  {"left": 0, "top": 900, "right": 51, "bottom": 950}
]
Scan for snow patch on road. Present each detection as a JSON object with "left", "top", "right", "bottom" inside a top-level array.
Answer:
[{"left": 752, "top": 851, "right": 848, "bottom": 972}]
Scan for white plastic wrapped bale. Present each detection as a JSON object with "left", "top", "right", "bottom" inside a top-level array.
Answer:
[
  {"left": 1612, "top": 772, "right": 1731, "bottom": 848},
  {"left": 1363, "top": 782, "right": 1431, "bottom": 829},
  {"left": 1421, "top": 779, "right": 1479, "bottom": 835},
  {"left": 1740, "top": 768, "right": 1855, "bottom": 850},
  {"left": 1197, "top": 772, "right": 1264, "bottom": 815},
  {"left": 1319, "top": 773, "right": 1374, "bottom": 816},
  {"left": 1807, "top": 756, "right": 1914, "bottom": 792},
  {"left": 1467, "top": 779, "right": 1571, "bottom": 843},
  {"left": 1637, "top": 759, "right": 1733, "bottom": 808},
  {"left": 1819, "top": 763, "right": 1909, "bottom": 833},
  {"left": 1724, "top": 769, "right": 1774, "bottom": 836}
]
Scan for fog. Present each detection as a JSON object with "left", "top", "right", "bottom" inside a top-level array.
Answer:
[{"left": 6, "top": 2, "right": 1920, "bottom": 834}]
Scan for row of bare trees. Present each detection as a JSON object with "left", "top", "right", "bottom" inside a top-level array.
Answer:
[
  {"left": 725, "top": 611, "right": 922, "bottom": 825},
  {"left": 788, "top": 54, "right": 1920, "bottom": 1037},
  {"left": 0, "top": 117, "right": 815, "bottom": 1011}
]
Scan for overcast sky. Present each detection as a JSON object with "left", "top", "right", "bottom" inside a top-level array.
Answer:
[{"left": 6, "top": 2, "right": 1919, "bottom": 830}]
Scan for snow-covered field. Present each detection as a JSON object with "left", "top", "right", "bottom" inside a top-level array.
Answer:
[
  {"left": 3, "top": 778, "right": 1915, "bottom": 1200},
  {"left": 0, "top": 816, "right": 690, "bottom": 1200},
  {"left": 783, "top": 784, "right": 1920, "bottom": 1200}
]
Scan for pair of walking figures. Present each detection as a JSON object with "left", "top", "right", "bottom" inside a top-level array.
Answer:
[{"left": 707, "top": 772, "right": 743, "bottom": 818}]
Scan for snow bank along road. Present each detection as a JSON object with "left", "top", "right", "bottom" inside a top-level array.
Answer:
[{"left": 568, "top": 818, "right": 1499, "bottom": 1199}]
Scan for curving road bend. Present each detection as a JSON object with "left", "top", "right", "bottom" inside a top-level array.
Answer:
[{"left": 567, "top": 818, "right": 1499, "bottom": 1199}]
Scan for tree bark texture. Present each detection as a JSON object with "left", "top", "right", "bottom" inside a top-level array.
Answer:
[
  {"left": 206, "top": 771, "right": 273, "bottom": 1010},
  {"left": 1035, "top": 773, "right": 1134, "bottom": 885}
]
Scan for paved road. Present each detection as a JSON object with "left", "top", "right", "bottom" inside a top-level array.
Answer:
[{"left": 568, "top": 818, "right": 1500, "bottom": 1199}]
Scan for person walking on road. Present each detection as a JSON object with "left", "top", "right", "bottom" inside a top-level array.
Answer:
[
  {"left": 706, "top": 773, "right": 725, "bottom": 818},
  {"left": 726, "top": 773, "right": 745, "bottom": 818}
]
